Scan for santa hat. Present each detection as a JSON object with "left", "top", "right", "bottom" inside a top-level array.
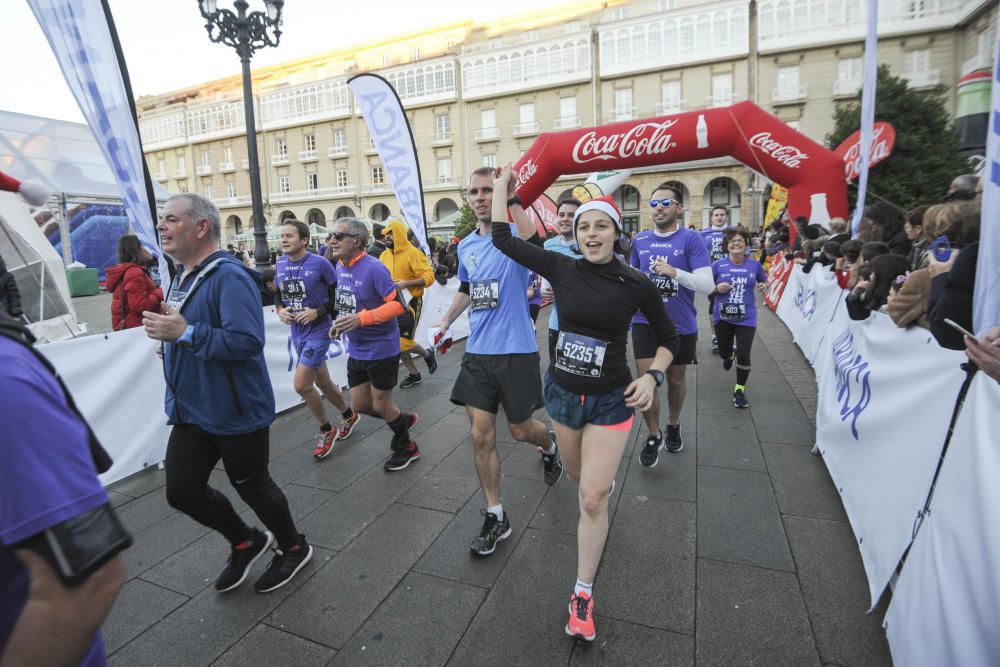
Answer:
[
  {"left": 573, "top": 195, "right": 622, "bottom": 232},
  {"left": 0, "top": 170, "right": 50, "bottom": 207}
]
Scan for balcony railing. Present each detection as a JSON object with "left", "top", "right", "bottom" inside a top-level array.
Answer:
[
  {"left": 271, "top": 154, "right": 289, "bottom": 165},
  {"left": 553, "top": 115, "right": 581, "bottom": 130},
  {"left": 268, "top": 186, "right": 356, "bottom": 202},
  {"left": 475, "top": 127, "right": 500, "bottom": 141},
  {"left": 425, "top": 177, "right": 458, "bottom": 190},
  {"left": 772, "top": 85, "right": 808, "bottom": 104},
  {"left": 196, "top": 165, "right": 212, "bottom": 176},
  {"left": 432, "top": 132, "right": 453, "bottom": 145},
  {"left": 708, "top": 93, "right": 741, "bottom": 108},
  {"left": 962, "top": 53, "right": 992, "bottom": 75},
  {"left": 655, "top": 101, "right": 685, "bottom": 115},
  {"left": 298, "top": 150, "right": 318, "bottom": 162},
  {"left": 832, "top": 79, "right": 861, "bottom": 98},
  {"left": 605, "top": 108, "right": 637, "bottom": 123},
  {"left": 154, "top": 171, "right": 167, "bottom": 182},
  {"left": 328, "top": 145, "right": 348, "bottom": 158},
  {"left": 365, "top": 142, "right": 379, "bottom": 155},
  {"left": 215, "top": 195, "right": 252, "bottom": 207},
  {"left": 361, "top": 183, "right": 388, "bottom": 195},
  {"left": 218, "top": 161, "right": 235, "bottom": 173},
  {"left": 241, "top": 159, "right": 250, "bottom": 170},
  {"left": 173, "top": 168, "right": 187, "bottom": 179},
  {"left": 513, "top": 121, "right": 540, "bottom": 136},
  {"left": 904, "top": 69, "right": 941, "bottom": 88}
]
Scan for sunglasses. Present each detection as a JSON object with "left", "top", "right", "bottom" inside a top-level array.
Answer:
[
  {"left": 331, "top": 232, "right": 359, "bottom": 241},
  {"left": 649, "top": 198, "right": 677, "bottom": 209}
]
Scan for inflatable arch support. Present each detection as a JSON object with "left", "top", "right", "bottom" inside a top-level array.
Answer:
[{"left": 513, "top": 101, "right": 848, "bottom": 225}]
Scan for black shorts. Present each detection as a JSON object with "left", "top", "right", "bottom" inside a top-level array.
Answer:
[
  {"left": 548, "top": 328, "right": 559, "bottom": 362},
  {"left": 399, "top": 296, "right": 422, "bottom": 341},
  {"left": 347, "top": 355, "right": 400, "bottom": 391},
  {"left": 450, "top": 352, "right": 544, "bottom": 424},
  {"left": 632, "top": 323, "right": 698, "bottom": 365},
  {"left": 529, "top": 303, "right": 541, "bottom": 323},
  {"left": 707, "top": 292, "right": 717, "bottom": 315}
]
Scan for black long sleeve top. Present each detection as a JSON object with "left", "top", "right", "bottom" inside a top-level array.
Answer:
[{"left": 492, "top": 222, "right": 679, "bottom": 394}]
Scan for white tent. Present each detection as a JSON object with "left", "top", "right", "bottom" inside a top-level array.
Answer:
[{"left": 0, "top": 192, "right": 84, "bottom": 342}]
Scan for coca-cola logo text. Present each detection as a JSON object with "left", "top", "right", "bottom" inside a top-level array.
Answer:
[
  {"left": 835, "top": 123, "right": 896, "bottom": 182},
  {"left": 572, "top": 120, "right": 679, "bottom": 165},
  {"left": 749, "top": 132, "right": 809, "bottom": 169},
  {"left": 516, "top": 159, "right": 538, "bottom": 186}
]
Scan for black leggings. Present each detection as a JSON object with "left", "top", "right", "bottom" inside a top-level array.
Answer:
[
  {"left": 529, "top": 303, "right": 540, "bottom": 323},
  {"left": 165, "top": 424, "right": 298, "bottom": 548},
  {"left": 715, "top": 320, "right": 756, "bottom": 367}
]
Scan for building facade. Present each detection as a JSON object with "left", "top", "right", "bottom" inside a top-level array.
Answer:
[{"left": 138, "top": 0, "right": 998, "bottom": 245}]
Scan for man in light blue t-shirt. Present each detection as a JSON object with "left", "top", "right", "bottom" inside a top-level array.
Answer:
[
  {"left": 542, "top": 197, "right": 582, "bottom": 362},
  {"left": 437, "top": 166, "right": 562, "bottom": 558}
]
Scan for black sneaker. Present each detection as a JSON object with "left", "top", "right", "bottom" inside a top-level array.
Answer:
[
  {"left": 733, "top": 389, "right": 749, "bottom": 409},
  {"left": 425, "top": 348, "right": 438, "bottom": 374},
  {"left": 711, "top": 336, "right": 719, "bottom": 352},
  {"left": 215, "top": 529, "right": 273, "bottom": 592},
  {"left": 541, "top": 431, "right": 563, "bottom": 486},
  {"left": 253, "top": 534, "right": 313, "bottom": 593},
  {"left": 469, "top": 510, "right": 512, "bottom": 557},
  {"left": 723, "top": 354, "right": 735, "bottom": 371},
  {"left": 639, "top": 433, "right": 661, "bottom": 467},
  {"left": 399, "top": 373, "right": 422, "bottom": 389},
  {"left": 664, "top": 425, "right": 683, "bottom": 453},
  {"left": 384, "top": 442, "right": 421, "bottom": 471}
]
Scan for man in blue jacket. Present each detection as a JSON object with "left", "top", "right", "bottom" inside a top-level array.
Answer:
[{"left": 143, "top": 194, "right": 312, "bottom": 594}]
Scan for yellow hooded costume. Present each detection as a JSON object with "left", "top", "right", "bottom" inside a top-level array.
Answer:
[{"left": 379, "top": 220, "right": 434, "bottom": 351}]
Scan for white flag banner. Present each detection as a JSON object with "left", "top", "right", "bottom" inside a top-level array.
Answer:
[
  {"left": 850, "top": 0, "right": 879, "bottom": 236},
  {"left": 349, "top": 74, "right": 429, "bottom": 253},
  {"left": 883, "top": 373, "right": 1000, "bottom": 667},
  {"left": 814, "top": 311, "right": 966, "bottom": 605},
  {"left": 27, "top": 0, "right": 166, "bottom": 282},
  {"left": 973, "top": 15, "right": 1000, "bottom": 333}
]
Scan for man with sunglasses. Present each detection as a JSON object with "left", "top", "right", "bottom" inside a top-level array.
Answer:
[
  {"left": 328, "top": 219, "right": 420, "bottom": 472},
  {"left": 630, "top": 183, "right": 713, "bottom": 466},
  {"left": 542, "top": 197, "right": 583, "bottom": 361}
]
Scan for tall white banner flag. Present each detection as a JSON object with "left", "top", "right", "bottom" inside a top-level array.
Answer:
[
  {"left": 28, "top": 0, "right": 166, "bottom": 281},
  {"left": 851, "top": 0, "right": 879, "bottom": 236},
  {"left": 973, "top": 15, "right": 1000, "bottom": 333},
  {"left": 349, "top": 74, "right": 429, "bottom": 253}
]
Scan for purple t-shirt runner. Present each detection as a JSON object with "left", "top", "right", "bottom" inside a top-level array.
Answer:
[
  {"left": 334, "top": 253, "right": 401, "bottom": 361},
  {"left": 701, "top": 228, "right": 729, "bottom": 263},
  {"left": 276, "top": 253, "right": 337, "bottom": 343},
  {"left": 0, "top": 337, "right": 109, "bottom": 666},
  {"left": 630, "top": 227, "right": 711, "bottom": 335},
  {"left": 711, "top": 256, "right": 768, "bottom": 328}
]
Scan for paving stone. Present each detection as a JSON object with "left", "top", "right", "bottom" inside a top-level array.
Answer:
[
  {"left": 696, "top": 558, "right": 820, "bottom": 667},
  {"left": 500, "top": 438, "right": 556, "bottom": 483},
  {"left": 598, "top": 495, "right": 696, "bottom": 635},
  {"left": 115, "top": 486, "right": 177, "bottom": 535},
  {"left": 414, "top": 475, "right": 548, "bottom": 588},
  {"left": 408, "top": 412, "right": 474, "bottom": 465},
  {"left": 697, "top": 412, "right": 766, "bottom": 471},
  {"left": 529, "top": 458, "right": 627, "bottom": 536},
  {"left": 332, "top": 572, "right": 486, "bottom": 666},
  {"left": 107, "top": 490, "right": 134, "bottom": 508},
  {"left": 102, "top": 578, "right": 188, "bottom": 654},
  {"left": 213, "top": 623, "right": 336, "bottom": 666},
  {"left": 289, "top": 428, "right": 392, "bottom": 492},
  {"left": 109, "top": 546, "right": 332, "bottom": 666},
  {"left": 109, "top": 465, "right": 166, "bottom": 499},
  {"left": 762, "top": 443, "right": 847, "bottom": 521},
  {"left": 784, "top": 516, "right": 892, "bottom": 666},
  {"left": 398, "top": 437, "right": 481, "bottom": 513},
  {"left": 697, "top": 466, "right": 795, "bottom": 572},
  {"left": 268, "top": 504, "right": 452, "bottom": 648},
  {"left": 623, "top": 416, "right": 697, "bottom": 503},
  {"left": 570, "top": 615, "right": 693, "bottom": 666},
  {"left": 750, "top": 399, "right": 817, "bottom": 445},
  {"left": 122, "top": 511, "right": 212, "bottom": 580},
  {"left": 448, "top": 528, "right": 576, "bottom": 665}
]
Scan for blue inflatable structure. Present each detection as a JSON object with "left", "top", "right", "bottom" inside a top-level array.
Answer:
[{"left": 48, "top": 204, "right": 129, "bottom": 281}]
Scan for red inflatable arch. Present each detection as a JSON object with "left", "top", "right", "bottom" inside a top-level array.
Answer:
[{"left": 512, "top": 101, "right": 847, "bottom": 225}]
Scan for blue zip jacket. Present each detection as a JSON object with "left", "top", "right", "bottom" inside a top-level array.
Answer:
[{"left": 162, "top": 250, "right": 275, "bottom": 434}]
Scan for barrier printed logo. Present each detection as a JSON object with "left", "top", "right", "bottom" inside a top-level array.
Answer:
[
  {"left": 794, "top": 283, "right": 817, "bottom": 321},
  {"left": 831, "top": 330, "right": 872, "bottom": 440}
]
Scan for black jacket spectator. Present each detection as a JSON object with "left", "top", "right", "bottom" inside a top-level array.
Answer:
[
  {"left": 0, "top": 257, "right": 22, "bottom": 318},
  {"left": 928, "top": 242, "right": 978, "bottom": 350}
]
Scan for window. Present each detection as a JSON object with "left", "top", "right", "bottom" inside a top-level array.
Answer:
[
  {"left": 178, "top": 182, "right": 189, "bottom": 193},
  {"left": 177, "top": 155, "right": 186, "bottom": 171},
  {"left": 659, "top": 0, "right": 673, "bottom": 10},
  {"left": 276, "top": 138, "right": 287, "bottom": 156},
  {"left": 201, "top": 151, "right": 210, "bottom": 166},
  {"left": 492, "top": 38, "right": 504, "bottom": 48},
  {"left": 411, "top": 47, "right": 421, "bottom": 61},
  {"left": 446, "top": 39, "right": 456, "bottom": 49},
  {"left": 372, "top": 166, "right": 384, "bottom": 186},
  {"left": 481, "top": 108, "right": 496, "bottom": 129},
  {"left": 435, "top": 114, "right": 450, "bottom": 137},
  {"left": 661, "top": 81, "right": 681, "bottom": 112},
  {"left": 278, "top": 176, "right": 289, "bottom": 193},
  {"left": 227, "top": 182, "right": 236, "bottom": 199},
  {"left": 777, "top": 65, "right": 800, "bottom": 92},
  {"left": 977, "top": 28, "right": 991, "bottom": 57},
  {"left": 381, "top": 53, "right": 390, "bottom": 68},
  {"left": 614, "top": 89, "right": 633, "bottom": 119},
  {"left": 612, "top": 8, "right": 628, "bottom": 21},
  {"left": 304, "top": 134, "right": 316, "bottom": 152},
  {"left": 223, "top": 146, "right": 232, "bottom": 162},
  {"left": 204, "top": 185, "right": 213, "bottom": 199},
  {"left": 838, "top": 57, "right": 862, "bottom": 81},
  {"left": 483, "top": 154, "right": 497, "bottom": 168},
  {"left": 560, "top": 97, "right": 577, "bottom": 119},
  {"left": 519, "top": 103, "right": 535, "bottom": 124},
  {"left": 904, "top": 48, "right": 930, "bottom": 73},
  {"left": 157, "top": 159, "right": 165, "bottom": 175},
  {"left": 307, "top": 173, "right": 318, "bottom": 191},
  {"left": 523, "top": 30, "right": 538, "bottom": 43},
  {"left": 437, "top": 158, "right": 452, "bottom": 180},
  {"left": 712, "top": 73, "right": 733, "bottom": 106},
  {"left": 333, "top": 129, "right": 346, "bottom": 149}
]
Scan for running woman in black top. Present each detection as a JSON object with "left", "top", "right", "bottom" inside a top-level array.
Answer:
[{"left": 491, "top": 166, "right": 679, "bottom": 643}]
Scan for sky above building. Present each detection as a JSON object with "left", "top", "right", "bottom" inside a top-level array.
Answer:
[{"left": 5, "top": 0, "right": 575, "bottom": 124}]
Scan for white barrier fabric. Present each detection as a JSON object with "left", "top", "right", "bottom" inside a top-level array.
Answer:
[
  {"left": 415, "top": 278, "right": 470, "bottom": 348},
  {"left": 775, "top": 266, "right": 844, "bottom": 364},
  {"left": 814, "top": 311, "right": 966, "bottom": 605},
  {"left": 884, "top": 373, "right": 1000, "bottom": 667}
]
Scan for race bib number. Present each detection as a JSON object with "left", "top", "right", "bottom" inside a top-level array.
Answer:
[
  {"left": 335, "top": 288, "right": 357, "bottom": 315},
  {"left": 165, "top": 290, "right": 187, "bottom": 311},
  {"left": 650, "top": 273, "right": 678, "bottom": 299},
  {"left": 710, "top": 239, "right": 725, "bottom": 262},
  {"left": 721, "top": 303, "right": 747, "bottom": 321},
  {"left": 280, "top": 278, "right": 306, "bottom": 310},
  {"left": 555, "top": 331, "right": 608, "bottom": 377},
  {"left": 470, "top": 279, "right": 499, "bottom": 311}
]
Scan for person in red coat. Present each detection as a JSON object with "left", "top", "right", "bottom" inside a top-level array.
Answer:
[{"left": 106, "top": 235, "right": 163, "bottom": 330}]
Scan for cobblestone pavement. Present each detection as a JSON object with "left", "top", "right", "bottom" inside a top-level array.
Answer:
[{"left": 102, "top": 303, "right": 891, "bottom": 666}]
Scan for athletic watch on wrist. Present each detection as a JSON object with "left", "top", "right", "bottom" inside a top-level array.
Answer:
[
  {"left": 645, "top": 369, "right": 665, "bottom": 386},
  {"left": 506, "top": 195, "right": 522, "bottom": 208}
]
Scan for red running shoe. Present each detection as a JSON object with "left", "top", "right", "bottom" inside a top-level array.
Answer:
[
  {"left": 565, "top": 591, "right": 596, "bottom": 641},
  {"left": 313, "top": 429, "right": 337, "bottom": 459},
  {"left": 337, "top": 411, "right": 361, "bottom": 440}
]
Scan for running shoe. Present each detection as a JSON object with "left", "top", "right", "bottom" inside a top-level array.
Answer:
[
  {"left": 215, "top": 529, "right": 273, "bottom": 592},
  {"left": 405, "top": 411, "right": 419, "bottom": 431},
  {"left": 565, "top": 592, "right": 596, "bottom": 641},
  {"left": 384, "top": 442, "right": 421, "bottom": 471},
  {"left": 733, "top": 389, "right": 749, "bottom": 409},
  {"left": 313, "top": 429, "right": 337, "bottom": 459},
  {"left": 722, "top": 354, "right": 735, "bottom": 371},
  {"left": 664, "top": 424, "right": 683, "bottom": 453},
  {"left": 254, "top": 535, "right": 314, "bottom": 593},
  {"left": 469, "top": 510, "right": 511, "bottom": 557},
  {"left": 541, "top": 431, "right": 563, "bottom": 486},
  {"left": 336, "top": 411, "right": 360, "bottom": 440},
  {"left": 425, "top": 348, "right": 438, "bottom": 374},
  {"left": 711, "top": 336, "right": 719, "bottom": 353},
  {"left": 399, "top": 373, "right": 422, "bottom": 389},
  {"left": 639, "top": 433, "right": 662, "bottom": 467}
]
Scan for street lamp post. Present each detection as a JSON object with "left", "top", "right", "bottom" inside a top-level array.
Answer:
[{"left": 198, "top": 0, "right": 284, "bottom": 267}]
